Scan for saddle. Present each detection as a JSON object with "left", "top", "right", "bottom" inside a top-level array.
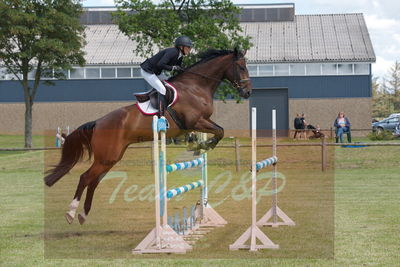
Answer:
[{"left": 134, "top": 82, "right": 175, "bottom": 110}]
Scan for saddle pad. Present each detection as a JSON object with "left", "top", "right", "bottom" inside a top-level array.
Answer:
[{"left": 135, "top": 81, "right": 179, "bottom": 115}]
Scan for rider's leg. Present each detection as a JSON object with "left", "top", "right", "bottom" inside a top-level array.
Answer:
[{"left": 140, "top": 69, "right": 167, "bottom": 116}]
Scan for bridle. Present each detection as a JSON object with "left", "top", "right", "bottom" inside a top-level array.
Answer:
[{"left": 231, "top": 57, "right": 251, "bottom": 90}]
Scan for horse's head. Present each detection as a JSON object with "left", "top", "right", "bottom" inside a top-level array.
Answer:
[{"left": 225, "top": 48, "right": 252, "bottom": 99}]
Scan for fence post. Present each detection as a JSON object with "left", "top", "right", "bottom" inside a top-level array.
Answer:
[
  {"left": 330, "top": 127, "right": 334, "bottom": 140},
  {"left": 321, "top": 136, "right": 327, "bottom": 172},
  {"left": 235, "top": 138, "right": 241, "bottom": 172}
]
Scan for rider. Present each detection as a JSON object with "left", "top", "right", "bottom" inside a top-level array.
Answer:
[{"left": 140, "top": 35, "right": 193, "bottom": 117}]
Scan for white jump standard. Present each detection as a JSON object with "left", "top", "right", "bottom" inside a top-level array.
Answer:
[
  {"left": 256, "top": 110, "right": 295, "bottom": 228},
  {"left": 229, "top": 108, "right": 295, "bottom": 252},
  {"left": 133, "top": 116, "right": 226, "bottom": 254}
]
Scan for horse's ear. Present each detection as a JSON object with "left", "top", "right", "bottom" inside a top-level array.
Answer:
[{"left": 242, "top": 50, "right": 247, "bottom": 56}]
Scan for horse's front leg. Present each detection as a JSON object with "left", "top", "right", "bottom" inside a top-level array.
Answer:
[{"left": 192, "top": 118, "right": 224, "bottom": 152}]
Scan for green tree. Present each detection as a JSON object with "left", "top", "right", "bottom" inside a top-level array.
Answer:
[
  {"left": 113, "top": 0, "right": 251, "bottom": 101},
  {"left": 387, "top": 61, "right": 400, "bottom": 111},
  {"left": 0, "top": 0, "right": 85, "bottom": 148}
]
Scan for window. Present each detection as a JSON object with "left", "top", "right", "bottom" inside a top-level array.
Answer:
[
  {"left": 258, "top": 65, "right": 273, "bottom": 76},
  {"left": 41, "top": 69, "right": 54, "bottom": 79},
  {"left": 354, "top": 64, "right": 369, "bottom": 75},
  {"left": 388, "top": 118, "right": 399, "bottom": 123},
  {"left": 248, "top": 65, "right": 258, "bottom": 76},
  {"left": 305, "top": 64, "right": 320, "bottom": 75},
  {"left": 70, "top": 68, "right": 84, "bottom": 79},
  {"left": 117, "top": 68, "right": 131, "bottom": 78},
  {"left": 101, "top": 68, "right": 115, "bottom": 78},
  {"left": 290, "top": 64, "right": 305, "bottom": 75},
  {"left": 0, "top": 68, "right": 7, "bottom": 80},
  {"left": 86, "top": 68, "right": 100, "bottom": 79},
  {"left": 132, "top": 67, "right": 141, "bottom": 77},
  {"left": 338, "top": 64, "right": 353, "bottom": 75},
  {"left": 28, "top": 70, "right": 36, "bottom": 80},
  {"left": 322, "top": 64, "right": 337, "bottom": 75},
  {"left": 274, "top": 64, "right": 289, "bottom": 76}
]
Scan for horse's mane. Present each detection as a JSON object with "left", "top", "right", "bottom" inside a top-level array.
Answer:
[{"left": 168, "top": 49, "right": 234, "bottom": 81}]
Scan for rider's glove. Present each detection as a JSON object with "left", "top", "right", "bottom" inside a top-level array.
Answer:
[{"left": 172, "top": 65, "right": 184, "bottom": 72}]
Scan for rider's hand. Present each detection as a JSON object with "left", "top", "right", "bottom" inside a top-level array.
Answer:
[{"left": 172, "top": 65, "right": 184, "bottom": 72}]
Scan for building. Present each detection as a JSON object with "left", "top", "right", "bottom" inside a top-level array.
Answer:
[{"left": 0, "top": 4, "right": 375, "bottom": 135}]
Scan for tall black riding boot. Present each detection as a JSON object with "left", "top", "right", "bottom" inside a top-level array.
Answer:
[{"left": 158, "top": 93, "right": 166, "bottom": 117}]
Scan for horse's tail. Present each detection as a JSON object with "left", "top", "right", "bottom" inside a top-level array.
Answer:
[{"left": 44, "top": 121, "right": 96, "bottom": 187}]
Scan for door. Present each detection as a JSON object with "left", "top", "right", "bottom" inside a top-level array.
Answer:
[{"left": 249, "top": 88, "right": 289, "bottom": 137}]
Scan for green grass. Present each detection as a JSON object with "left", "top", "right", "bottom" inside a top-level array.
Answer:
[{"left": 0, "top": 134, "right": 399, "bottom": 266}]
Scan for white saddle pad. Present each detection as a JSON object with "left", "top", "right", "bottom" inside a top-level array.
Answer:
[{"left": 135, "top": 82, "right": 178, "bottom": 115}]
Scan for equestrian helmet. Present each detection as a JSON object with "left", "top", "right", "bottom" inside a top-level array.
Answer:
[{"left": 175, "top": 36, "right": 193, "bottom": 47}]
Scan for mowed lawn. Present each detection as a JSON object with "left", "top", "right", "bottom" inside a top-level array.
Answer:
[{"left": 0, "top": 134, "right": 399, "bottom": 266}]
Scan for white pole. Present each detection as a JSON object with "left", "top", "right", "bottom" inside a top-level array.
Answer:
[
  {"left": 152, "top": 116, "right": 161, "bottom": 248},
  {"left": 201, "top": 133, "right": 207, "bottom": 218},
  {"left": 250, "top": 107, "right": 257, "bottom": 251},
  {"left": 160, "top": 117, "right": 168, "bottom": 227},
  {"left": 272, "top": 109, "right": 277, "bottom": 224}
]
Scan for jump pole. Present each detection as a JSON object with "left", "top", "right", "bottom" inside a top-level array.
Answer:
[
  {"left": 229, "top": 108, "right": 279, "bottom": 251},
  {"left": 256, "top": 110, "right": 295, "bottom": 227}
]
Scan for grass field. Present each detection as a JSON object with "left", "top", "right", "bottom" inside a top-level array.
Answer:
[{"left": 1, "top": 134, "right": 399, "bottom": 266}]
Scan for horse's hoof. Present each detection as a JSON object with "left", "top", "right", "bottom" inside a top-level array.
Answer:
[
  {"left": 65, "top": 212, "right": 74, "bottom": 224},
  {"left": 78, "top": 213, "right": 86, "bottom": 225}
]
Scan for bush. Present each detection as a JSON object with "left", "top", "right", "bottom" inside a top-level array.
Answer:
[{"left": 368, "top": 130, "right": 396, "bottom": 141}]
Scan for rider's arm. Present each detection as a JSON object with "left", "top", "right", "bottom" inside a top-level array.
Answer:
[{"left": 157, "top": 48, "right": 179, "bottom": 71}]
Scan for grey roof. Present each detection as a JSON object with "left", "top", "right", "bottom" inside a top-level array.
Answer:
[{"left": 83, "top": 13, "right": 375, "bottom": 65}]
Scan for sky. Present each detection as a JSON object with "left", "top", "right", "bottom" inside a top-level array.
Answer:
[{"left": 82, "top": 0, "right": 400, "bottom": 80}]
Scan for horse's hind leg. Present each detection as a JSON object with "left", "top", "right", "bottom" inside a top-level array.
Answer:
[
  {"left": 77, "top": 163, "right": 111, "bottom": 225},
  {"left": 65, "top": 168, "right": 92, "bottom": 224}
]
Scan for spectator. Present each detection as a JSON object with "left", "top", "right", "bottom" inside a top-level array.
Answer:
[
  {"left": 334, "top": 112, "right": 351, "bottom": 143},
  {"left": 300, "top": 113, "right": 308, "bottom": 139},
  {"left": 293, "top": 113, "right": 303, "bottom": 140}
]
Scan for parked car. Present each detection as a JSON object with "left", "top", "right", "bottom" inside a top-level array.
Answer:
[
  {"left": 372, "top": 116, "right": 400, "bottom": 133},
  {"left": 394, "top": 123, "right": 400, "bottom": 137}
]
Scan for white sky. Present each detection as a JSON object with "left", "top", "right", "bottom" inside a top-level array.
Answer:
[{"left": 82, "top": 0, "right": 400, "bottom": 80}]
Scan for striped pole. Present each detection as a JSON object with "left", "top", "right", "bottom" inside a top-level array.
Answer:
[
  {"left": 256, "top": 156, "right": 278, "bottom": 171},
  {"left": 166, "top": 157, "right": 204, "bottom": 173},
  {"left": 166, "top": 180, "right": 204, "bottom": 199}
]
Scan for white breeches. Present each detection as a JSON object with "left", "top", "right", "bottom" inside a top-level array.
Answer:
[{"left": 141, "top": 68, "right": 168, "bottom": 95}]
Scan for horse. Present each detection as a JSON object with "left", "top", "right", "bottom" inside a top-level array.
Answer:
[{"left": 44, "top": 48, "right": 252, "bottom": 225}]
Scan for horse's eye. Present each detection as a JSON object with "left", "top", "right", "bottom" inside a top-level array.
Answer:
[{"left": 239, "top": 66, "right": 245, "bottom": 71}]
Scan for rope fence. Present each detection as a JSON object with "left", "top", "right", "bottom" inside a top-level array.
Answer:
[{"left": 2, "top": 139, "right": 400, "bottom": 172}]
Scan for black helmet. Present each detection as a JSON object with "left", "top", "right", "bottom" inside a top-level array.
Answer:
[{"left": 175, "top": 36, "right": 193, "bottom": 47}]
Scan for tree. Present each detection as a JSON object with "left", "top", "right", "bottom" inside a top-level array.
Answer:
[
  {"left": 113, "top": 0, "right": 251, "bottom": 101},
  {"left": 0, "top": 0, "right": 85, "bottom": 148},
  {"left": 387, "top": 61, "right": 400, "bottom": 111}
]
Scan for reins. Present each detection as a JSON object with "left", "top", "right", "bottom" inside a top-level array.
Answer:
[{"left": 181, "top": 54, "right": 250, "bottom": 90}]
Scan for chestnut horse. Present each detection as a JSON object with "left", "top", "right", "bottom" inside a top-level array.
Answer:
[{"left": 44, "top": 49, "right": 252, "bottom": 224}]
